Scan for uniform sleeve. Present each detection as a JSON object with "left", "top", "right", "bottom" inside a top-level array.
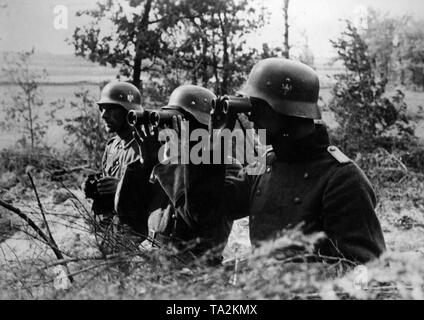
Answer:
[
  {"left": 319, "top": 162, "right": 386, "bottom": 263},
  {"left": 184, "top": 160, "right": 252, "bottom": 227},
  {"left": 114, "top": 159, "right": 155, "bottom": 237},
  {"left": 179, "top": 161, "right": 249, "bottom": 256},
  {"left": 219, "top": 165, "right": 253, "bottom": 220},
  {"left": 91, "top": 144, "right": 113, "bottom": 216},
  {"left": 101, "top": 144, "right": 109, "bottom": 177}
]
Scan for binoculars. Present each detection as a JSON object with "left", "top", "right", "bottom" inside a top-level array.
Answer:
[
  {"left": 85, "top": 173, "right": 103, "bottom": 199},
  {"left": 127, "top": 109, "right": 184, "bottom": 128},
  {"left": 211, "top": 95, "right": 252, "bottom": 115},
  {"left": 128, "top": 95, "right": 253, "bottom": 128}
]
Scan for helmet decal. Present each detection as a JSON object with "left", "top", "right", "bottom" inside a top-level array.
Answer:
[
  {"left": 281, "top": 78, "right": 292, "bottom": 96},
  {"left": 97, "top": 81, "right": 142, "bottom": 111},
  {"left": 166, "top": 85, "right": 216, "bottom": 125},
  {"left": 241, "top": 58, "right": 321, "bottom": 119}
]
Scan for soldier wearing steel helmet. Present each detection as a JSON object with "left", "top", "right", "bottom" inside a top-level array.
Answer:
[
  {"left": 115, "top": 85, "right": 241, "bottom": 263},
  {"left": 82, "top": 80, "right": 145, "bottom": 235},
  {"left": 190, "top": 58, "right": 386, "bottom": 264}
]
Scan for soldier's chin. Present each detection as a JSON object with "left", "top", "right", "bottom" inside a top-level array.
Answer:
[{"left": 105, "top": 125, "right": 114, "bottom": 133}]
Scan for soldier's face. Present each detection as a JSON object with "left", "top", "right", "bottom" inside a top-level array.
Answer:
[
  {"left": 99, "top": 104, "right": 128, "bottom": 133},
  {"left": 249, "top": 99, "right": 285, "bottom": 144}
]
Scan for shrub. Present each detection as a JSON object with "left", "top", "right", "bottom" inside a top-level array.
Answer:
[
  {"left": 55, "top": 88, "right": 109, "bottom": 170},
  {"left": 329, "top": 21, "right": 416, "bottom": 158},
  {"left": 0, "top": 146, "right": 65, "bottom": 176}
]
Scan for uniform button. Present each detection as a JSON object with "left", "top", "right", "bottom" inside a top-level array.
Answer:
[
  {"left": 256, "top": 189, "right": 261, "bottom": 196},
  {"left": 304, "top": 173, "right": 309, "bottom": 179},
  {"left": 266, "top": 167, "right": 271, "bottom": 173},
  {"left": 172, "top": 214, "right": 177, "bottom": 219},
  {"left": 294, "top": 197, "right": 301, "bottom": 204}
]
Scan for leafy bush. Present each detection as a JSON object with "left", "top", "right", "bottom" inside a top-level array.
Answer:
[
  {"left": 329, "top": 21, "right": 417, "bottom": 157},
  {"left": 54, "top": 88, "right": 109, "bottom": 170},
  {"left": 0, "top": 146, "right": 65, "bottom": 177},
  {"left": 0, "top": 50, "right": 56, "bottom": 150},
  {"left": 401, "top": 145, "right": 424, "bottom": 173}
]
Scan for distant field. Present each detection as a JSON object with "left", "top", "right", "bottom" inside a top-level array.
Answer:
[
  {"left": 0, "top": 52, "right": 119, "bottom": 84},
  {"left": 1, "top": 84, "right": 423, "bottom": 149},
  {"left": 0, "top": 83, "right": 102, "bottom": 149},
  {"left": 0, "top": 51, "right": 423, "bottom": 148}
]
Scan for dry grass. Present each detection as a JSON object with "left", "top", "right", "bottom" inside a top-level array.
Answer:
[{"left": 1, "top": 154, "right": 424, "bottom": 300}]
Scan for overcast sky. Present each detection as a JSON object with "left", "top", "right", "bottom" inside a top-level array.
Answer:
[{"left": 0, "top": 0, "right": 423, "bottom": 58}]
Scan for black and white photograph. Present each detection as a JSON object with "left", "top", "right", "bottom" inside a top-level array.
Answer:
[{"left": 0, "top": 0, "right": 424, "bottom": 304}]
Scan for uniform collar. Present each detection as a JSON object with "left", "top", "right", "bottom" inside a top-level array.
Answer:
[
  {"left": 114, "top": 137, "right": 136, "bottom": 150},
  {"left": 122, "top": 138, "right": 136, "bottom": 150},
  {"left": 272, "top": 124, "right": 330, "bottom": 163}
]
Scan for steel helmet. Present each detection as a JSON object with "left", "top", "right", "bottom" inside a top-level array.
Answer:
[
  {"left": 240, "top": 58, "right": 321, "bottom": 119},
  {"left": 162, "top": 85, "right": 216, "bottom": 125},
  {"left": 97, "top": 81, "right": 142, "bottom": 112}
]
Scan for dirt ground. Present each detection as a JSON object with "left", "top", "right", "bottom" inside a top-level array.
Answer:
[{"left": 0, "top": 166, "right": 423, "bottom": 300}]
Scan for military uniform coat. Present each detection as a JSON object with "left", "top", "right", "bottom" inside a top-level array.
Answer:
[
  {"left": 115, "top": 158, "right": 241, "bottom": 258},
  {"left": 191, "top": 125, "right": 386, "bottom": 263},
  {"left": 92, "top": 135, "right": 141, "bottom": 217}
]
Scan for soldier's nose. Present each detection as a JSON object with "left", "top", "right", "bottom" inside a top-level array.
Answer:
[{"left": 101, "top": 109, "right": 109, "bottom": 119}]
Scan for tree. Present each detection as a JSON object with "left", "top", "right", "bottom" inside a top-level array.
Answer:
[
  {"left": 70, "top": 0, "right": 267, "bottom": 100},
  {"left": 395, "top": 18, "right": 424, "bottom": 90},
  {"left": 53, "top": 88, "right": 109, "bottom": 169},
  {"left": 282, "top": 0, "right": 290, "bottom": 58},
  {"left": 362, "top": 10, "right": 424, "bottom": 90},
  {"left": 363, "top": 9, "right": 397, "bottom": 82},
  {"left": 1, "top": 49, "right": 48, "bottom": 150},
  {"left": 70, "top": 0, "right": 172, "bottom": 89},
  {"left": 161, "top": 0, "right": 266, "bottom": 95},
  {"left": 329, "top": 21, "right": 415, "bottom": 156}
]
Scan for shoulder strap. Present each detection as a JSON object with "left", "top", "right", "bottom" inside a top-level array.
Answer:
[
  {"left": 106, "top": 135, "right": 119, "bottom": 147},
  {"left": 327, "top": 146, "right": 351, "bottom": 164}
]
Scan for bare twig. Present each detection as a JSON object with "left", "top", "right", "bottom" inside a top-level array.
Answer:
[
  {"left": 0, "top": 198, "right": 74, "bottom": 283},
  {"left": 41, "top": 251, "right": 144, "bottom": 270},
  {"left": 0, "top": 199, "right": 54, "bottom": 249},
  {"left": 27, "top": 173, "right": 54, "bottom": 244},
  {"left": 26, "top": 257, "right": 131, "bottom": 290},
  {"left": 0, "top": 243, "right": 34, "bottom": 298},
  {"left": 50, "top": 165, "right": 96, "bottom": 178}
]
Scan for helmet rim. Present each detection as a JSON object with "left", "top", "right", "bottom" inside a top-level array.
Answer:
[
  {"left": 241, "top": 58, "right": 321, "bottom": 120},
  {"left": 96, "top": 81, "right": 142, "bottom": 112}
]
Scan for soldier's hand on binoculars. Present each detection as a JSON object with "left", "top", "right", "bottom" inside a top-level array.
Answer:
[
  {"left": 81, "top": 177, "right": 91, "bottom": 198},
  {"left": 96, "top": 176, "right": 119, "bottom": 196},
  {"left": 132, "top": 124, "right": 160, "bottom": 166},
  {"left": 159, "top": 115, "right": 186, "bottom": 163},
  {"left": 171, "top": 114, "right": 186, "bottom": 135}
]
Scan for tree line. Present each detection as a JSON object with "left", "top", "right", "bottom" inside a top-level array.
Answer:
[
  {"left": 69, "top": 0, "right": 277, "bottom": 104},
  {"left": 2, "top": 1, "right": 424, "bottom": 172}
]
